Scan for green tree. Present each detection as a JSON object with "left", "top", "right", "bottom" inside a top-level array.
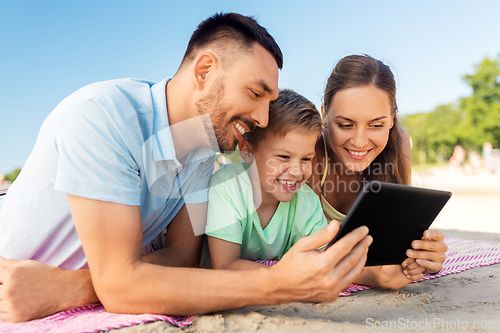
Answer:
[
  {"left": 403, "top": 103, "right": 463, "bottom": 164},
  {"left": 4, "top": 168, "right": 21, "bottom": 183},
  {"left": 459, "top": 56, "right": 500, "bottom": 147},
  {"left": 403, "top": 54, "right": 500, "bottom": 164}
]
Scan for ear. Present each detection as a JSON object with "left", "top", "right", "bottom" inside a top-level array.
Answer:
[
  {"left": 321, "top": 103, "right": 328, "bottom": 128},
  {"left": 193, "top": 52, "right": 218, "bottom": 91},
  {"left": 389, "top": 115, "right": 395, "bottom": 129},
  {"left": 238, "top": 140, "right": 254, "bottom": 163}
]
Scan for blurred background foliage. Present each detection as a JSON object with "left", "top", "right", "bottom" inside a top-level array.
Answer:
[
  {"left": 403, "top": 55, "right": 500, "bottom": 165},
  {"left": 3, "top": 168, "right": 21, "bottom": 183}
]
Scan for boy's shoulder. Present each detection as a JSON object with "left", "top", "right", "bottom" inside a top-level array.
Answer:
[{"left": 210, "top": 162, "right": 250, "bottom": 187}]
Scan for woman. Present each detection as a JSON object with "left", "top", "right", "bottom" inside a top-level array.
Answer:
[{"left": 308, "top": 54, "right": 447, "bottom": 289}]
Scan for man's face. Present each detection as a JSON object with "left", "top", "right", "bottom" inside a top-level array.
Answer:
[{"left": 196, "top": 43, "right": 280, "bottom": 152}]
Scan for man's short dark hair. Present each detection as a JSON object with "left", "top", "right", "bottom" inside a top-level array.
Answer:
[{"left": 182, "top": 12, "right": 283, "bottom": 69}]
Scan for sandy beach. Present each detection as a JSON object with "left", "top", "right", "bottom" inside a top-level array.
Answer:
[{"left": 111, "top": 168, "right": 500, "bottom": 333}]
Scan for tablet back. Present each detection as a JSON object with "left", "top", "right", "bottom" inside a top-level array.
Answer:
[{"left": 326, "top": 181, "right": 452, "bottom": 266}]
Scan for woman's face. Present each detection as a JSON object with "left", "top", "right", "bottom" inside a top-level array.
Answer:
[{"left": 323, "top": 84, "right": 393, "bottom": 173}]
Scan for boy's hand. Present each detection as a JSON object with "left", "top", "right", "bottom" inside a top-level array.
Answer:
[{"left": 405, "top": 230, "right": 447, "bottom": 274}]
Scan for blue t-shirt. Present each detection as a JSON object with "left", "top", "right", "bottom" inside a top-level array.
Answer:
[{"left": 0, "top": 78, "right": 216, "bottom": 269}]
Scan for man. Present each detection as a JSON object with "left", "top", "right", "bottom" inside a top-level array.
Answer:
[{"left": 0, "top": 13, "right": 371, "bottom": 323}]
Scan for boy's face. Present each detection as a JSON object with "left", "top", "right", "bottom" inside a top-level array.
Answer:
[{"left": 242, "top": 129, "right": 317, "bottom": 206}]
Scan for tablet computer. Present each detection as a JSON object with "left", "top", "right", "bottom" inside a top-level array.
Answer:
[{"left": 325, "top": 181, "right": 452, "bottom": 266}]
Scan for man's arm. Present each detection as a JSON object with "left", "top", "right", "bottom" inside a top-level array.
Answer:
[
  {"left": 0, "top": 202, "right": 208, "bottom": 323},
  {"left": 69, "top": 193, "right": 371, "bottom": 315},
  {"left": 0, "top": 202, "right": 371, "bottom": 321},
  {"left": 0, "top": 257, "right": 98, "bottom": 323}
]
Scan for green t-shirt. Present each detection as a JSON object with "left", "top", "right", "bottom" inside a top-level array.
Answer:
[{"left": 205, "top": 162, "right": 328, "bottom": 261}]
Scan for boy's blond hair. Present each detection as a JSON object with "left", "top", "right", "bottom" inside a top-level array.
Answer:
[{"left": 245, "top": 89, "right": 322, "bottom": 148}]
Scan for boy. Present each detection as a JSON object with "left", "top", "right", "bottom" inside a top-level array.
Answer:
[{"left": 206, "top": 89, "right": 327, "bottom": 269}]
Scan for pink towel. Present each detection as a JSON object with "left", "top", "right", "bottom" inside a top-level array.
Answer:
[
  {"left": 340, "top": 237, "right": 500, "bottom": 295},
  {"left": 1, "top": 237, "right": 499, "bottom": 332},
  {"left": 257, "top": 238, "right": 500, "bottom": 295},
  {"left": 0, "top": 304, "right": 193, "bottom": 333}
]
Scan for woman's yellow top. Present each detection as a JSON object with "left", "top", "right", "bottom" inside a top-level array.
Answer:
[{"left": 320, "top": 133, "right": 346, "bottom": 223}]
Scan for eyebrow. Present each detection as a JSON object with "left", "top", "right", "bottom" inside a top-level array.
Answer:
[
  {"left": 335, "top": 115, "right": 388, "bottom": 122},
  {"left": 253, "top": 79, "right": 275, "bottom": 95},
  {"left": 278, "top": 149, "right": 315, "bottom": 156}
]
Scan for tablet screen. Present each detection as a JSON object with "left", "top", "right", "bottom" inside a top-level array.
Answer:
[{"left": 325, "top": 181, "right": 451, "bottom": 266}]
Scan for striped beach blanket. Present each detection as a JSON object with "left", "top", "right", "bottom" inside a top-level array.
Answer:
[
  {"left": 259, "top": 237, "right": 500, "bottom": 295},
  {"left": 340, "top": 237, "right": 500, "bottom": 295},
  {"left": 1, "top": 237, "right": 499, "bottom": 333},
  {"left": 0, "top": 304, "right": 194, "bottom": 333}
]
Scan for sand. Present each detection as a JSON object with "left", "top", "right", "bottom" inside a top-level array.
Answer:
[{"left": 111, "top": 168, "right": 500, "bottom": 333}]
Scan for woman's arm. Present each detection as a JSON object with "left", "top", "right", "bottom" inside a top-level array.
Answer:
[
  {"left": 354, "top": 264, "right": 414, "bottom": 290},
  {"left": 207, "top": 236, "right": 270, "bottom": 270}
]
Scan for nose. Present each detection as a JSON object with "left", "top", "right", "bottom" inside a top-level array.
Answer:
[
  {"left": 250, "top": 103, "right": 269, "bottom": 128},
  {"left": 351, "top": 128, "right": 369, "bottom": 148},
  {"left": 287, "top": 161, "right": 304, "bottom": 179}
]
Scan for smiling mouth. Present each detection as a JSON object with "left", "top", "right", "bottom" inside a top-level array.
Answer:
[
  {"left": 277, "top": 179, "right": 301, "bottom": 191},
  {"left": 346, "top": 149, "right": 370, "bottom": 157},
  {"left": 279, "top": 179, "right": 297, "bottom": 186},
  {"left": 234, "top": 121, "right": 246, "bottom": 136}
]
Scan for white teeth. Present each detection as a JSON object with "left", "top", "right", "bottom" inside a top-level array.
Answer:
[
  {"left": 348, "top": 149, "right": 369, "bottom": 157},
  {"left": 279, "top": 180, "right": 297, "bottom": 187},
  {"left": 234, "top": 122, "right": 245, "bottom": 136}
]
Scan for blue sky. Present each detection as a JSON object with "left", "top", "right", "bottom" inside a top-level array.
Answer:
[{"left": 1, "top": 1, "right": 500, "bottom": 174}]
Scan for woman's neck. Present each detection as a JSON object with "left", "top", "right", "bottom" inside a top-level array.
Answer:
[{"left": 323, "top": 147, "right": 364, "bottom": 215}]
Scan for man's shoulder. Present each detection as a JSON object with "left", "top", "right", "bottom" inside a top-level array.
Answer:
[
  {"left": 84, "top": 78, "right": 157, "bottom": 90},
  {"left": 56, "top": 78, "right": 162, "bottom": 124},
  {"left": 75, "top": 78, "right": 157, "bottom": 103}
]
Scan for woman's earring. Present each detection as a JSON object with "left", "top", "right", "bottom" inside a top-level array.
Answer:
[{"left": 322, "top": 121, "right": 328, "bottom": 129}]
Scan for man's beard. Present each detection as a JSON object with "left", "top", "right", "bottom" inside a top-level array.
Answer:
[{"left": 195, "top": 78, "right": 255, "bottom": 153}]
